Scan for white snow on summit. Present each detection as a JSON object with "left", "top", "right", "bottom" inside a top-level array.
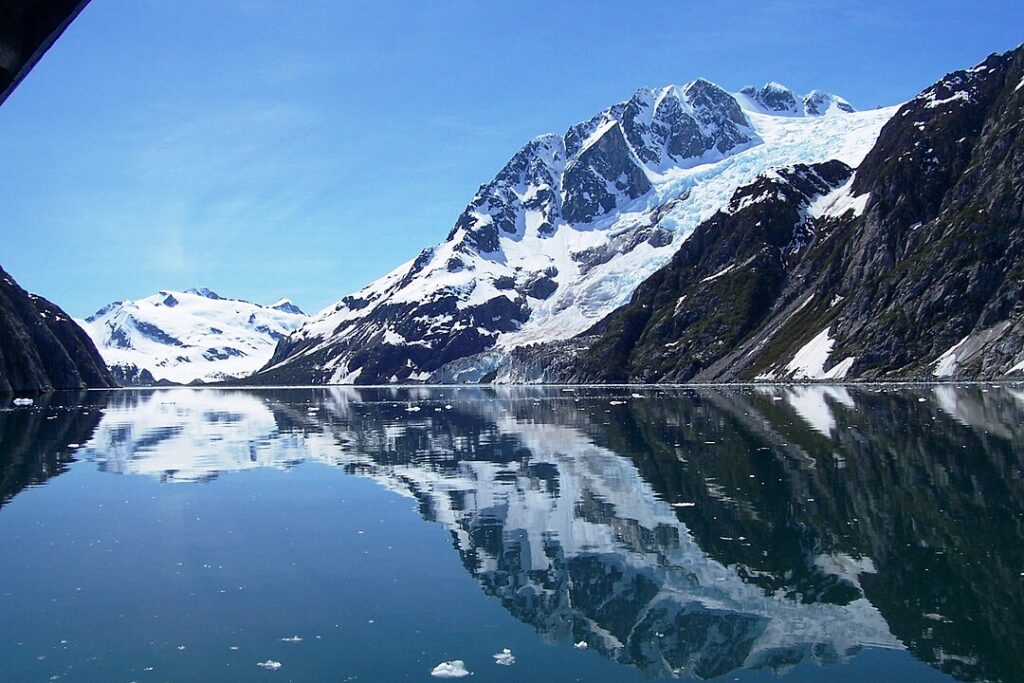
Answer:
[{"left": 79, "top": 288, "right": 307, "bottom": 384}]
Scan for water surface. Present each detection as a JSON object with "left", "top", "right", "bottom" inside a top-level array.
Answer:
[{"left": 1, "top": 385, "right": 1022, "bottom": 682}]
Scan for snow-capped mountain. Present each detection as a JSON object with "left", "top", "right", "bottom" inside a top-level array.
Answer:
[
  {"left": 79, "top": 288, "right": 307, "bottom": 385},
  {"left": 254, "top": 79, "right": 896, "bottom": 384}
]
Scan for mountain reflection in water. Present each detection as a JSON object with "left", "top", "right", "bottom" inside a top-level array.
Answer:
[{"left": 1, "top": 384, "right": 1022, "bottom": 682}]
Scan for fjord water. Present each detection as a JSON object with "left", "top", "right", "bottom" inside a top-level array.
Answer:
[{"left": 1, "top": 387, "right": 1021, "bottom": 682}]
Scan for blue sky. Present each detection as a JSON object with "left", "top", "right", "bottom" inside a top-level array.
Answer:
[{"left": 1, "top": 0, "right": 1022, "bottom": 317}]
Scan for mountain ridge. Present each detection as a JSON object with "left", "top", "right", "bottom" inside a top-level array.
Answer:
[{"left": 79, "top": 288, "right": 307, "bottom": 385}]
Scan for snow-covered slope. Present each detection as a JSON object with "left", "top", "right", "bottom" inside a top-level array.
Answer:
[
  {"left": 257, "top": 80, "right": 896, "bottom": 385},
  {"left": 79, "top": 288, "right": 307, "bottom": 384}
]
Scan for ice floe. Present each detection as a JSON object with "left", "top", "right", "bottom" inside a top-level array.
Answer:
[{"left": 431, "top": 660, "right": 471, "bottom": 677}]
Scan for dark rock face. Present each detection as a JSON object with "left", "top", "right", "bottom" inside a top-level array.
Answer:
[
  {"left": 254, "top": 292, "right": 532, "bottom": 385},
  {"left": 270, "top": 300, "right": 304, "bottom": 315},
  {"left": 683, "top": 79, "right": 755, "bottom": 152},
  {"left": 562, "top": 122, "right": 652, "bottom": 224},
  {"left": 741, "top": 83, "right": 801, "bottom": 115},
  {"left": 615, "top": 80, "right": 756, "bottom": 170},
  {"left": 447, "top": 135, "right": 565, "bottom": 255},
  {"left": 570, "top": 46, "right": 1024, "bottom": 383},
  {"left": 108, "top": 362, "right": 158, "bottom": 387},
  {"left": 0, "top": 0, "right": 91, "bottom": 105},
  {"left": 0, "top": 265, "right": 115, "bottom": 393}
]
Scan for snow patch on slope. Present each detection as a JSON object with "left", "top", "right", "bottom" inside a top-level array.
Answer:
[
  {"left": 933, "top": 336, "right": 970, "bottom": 377},
  {"left": 775, "top": 327, "right": 855, "bottom": 381},
  {"left": 807, "top": 177, "right": 870, "bottom": 219}
]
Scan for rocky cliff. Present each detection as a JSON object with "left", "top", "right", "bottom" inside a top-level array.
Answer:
[{"left": 0, "top": 265, "right": 115, "bottom": 393}]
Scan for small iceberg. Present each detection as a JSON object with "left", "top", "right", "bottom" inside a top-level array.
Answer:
[
  {"left": 430, "top": 660, "right": 471, "bottom": 678},
  {"left": 493, "top": 648, "right": 515, "bottom": 666},
  {"left": 12, "top": 398, "right": 33, "bottom": 406},
  {"left": 574, "top": 641, "right": 589, "bottom": 649},
  {"left": 257, "top": 660, "right": 282, "bottom": 670},
  {"left": 279, "top": 635, "right": 302, "bottom": 642}
]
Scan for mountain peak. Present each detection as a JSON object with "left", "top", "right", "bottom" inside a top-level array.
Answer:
[
  {"left": 803, "top": 90, "right": 855, "bottom": 115},
  {"left": 186, "top": 287, "right": 221, "bottom": 300},
  {"left": 740, "top": 82, "right": 800, "bottom": 115},
  {"left": 738, "top": 83, "right": 854, "bottom": 117},
  {"left": 270, "top": 298, "right": 305, "bottom": 315}
]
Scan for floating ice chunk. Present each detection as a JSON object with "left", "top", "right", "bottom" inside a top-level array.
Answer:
[
  {"left": 609, "top": 400, "right": 626, "bottom": 405},
  {"left": 67, "top": 443, "right": 80, "bottom": 448},
  {"left": 574, "top": 640, "right": 589, "bottom": 649},
  {"left": 280, "top": 635, "right": 302, "bottom": 642},
  {"left": 431, "top": 660, "right": 471, "bottom": 678},
  {"left": 405, "top": 405, "right": 421, "bottom": 412},
  {"left": 12, "top": 398, "right": 33, "bottom": 406},
  {"left": 493, "top": 648, "right": 515, "bottom": 666},
  {"left": 672, "top": 502, "right": 696, "bottom": 508},
  {"left": 257, "top": 660, "right": 282, "bottom": 670}
]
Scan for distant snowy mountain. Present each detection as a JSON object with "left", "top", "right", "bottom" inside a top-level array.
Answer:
[
  {"left": 254, "top": 79, "right": 894, "bottom": 384},
  {"left": 79, "top": 288, "right": 307, "bottom": 384}
]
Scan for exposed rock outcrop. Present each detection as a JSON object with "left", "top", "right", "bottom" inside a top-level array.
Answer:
[{"left": 0, "top": 265, "right": 115, "bottom": 393}]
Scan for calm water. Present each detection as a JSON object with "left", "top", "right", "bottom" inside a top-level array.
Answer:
[{"left": 1, "top": 385, "right": 1022, "bottom": 682}]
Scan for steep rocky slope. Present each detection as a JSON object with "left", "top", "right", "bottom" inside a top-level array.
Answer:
[
  {"left": 0, "top": 265, "right": 114, "bottom": 393},
  {"left": 570, "top": 46, "right": 1024, "bottom": 382}
]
